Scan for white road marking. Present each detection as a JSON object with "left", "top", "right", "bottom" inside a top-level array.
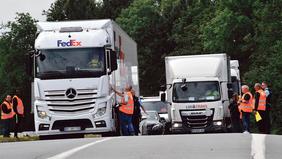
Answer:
[
  {"left": 48, "top": 138, "right": 112, "bottom": 159},
  {"left": 251, "top": 134, "right": 266, "bottom": 159}
]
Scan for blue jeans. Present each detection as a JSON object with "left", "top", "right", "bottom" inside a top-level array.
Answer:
[
  {"left": 242, "top": 112, "right": 250, "bottom": 132},
  {"left": 119, "top": 112, "right": 134, "bottom": 136}
]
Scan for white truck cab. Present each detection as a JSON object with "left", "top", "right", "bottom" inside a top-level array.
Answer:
[
  {"left": 162, "top": 54, "right": 239, "bottom": 133},
  {"left": 33, "top": 20, "right": 139, "bottom": 137}
]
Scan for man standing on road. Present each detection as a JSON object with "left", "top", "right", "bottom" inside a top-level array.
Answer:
[
  {"left": 229, "top": 93, "right": 242, "bottom": 132},
  {"left": 131, "top": 89, "right": 147, "bottom": 135},
  {"left": 112, "top": 85, "right": 135, "bottom": 136},
  {"left": 13, "top": 90, "right": 25, "bottom": 138},
  {"left": 238, "top": 85, "right": 253, "bottom": 133},
  {"left": 262, "top": 81, "right": 272, "bottom": 134},
  {"left": 1, "top": 95, "right": 15, "bottom": 137},
  {"left": 254, "top": 83, "right": 267, "bottom": 134}
]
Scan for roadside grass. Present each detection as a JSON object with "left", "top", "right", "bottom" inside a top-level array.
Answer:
[{"left": 0, "top": 135, "right": 39, "bottom": 143}]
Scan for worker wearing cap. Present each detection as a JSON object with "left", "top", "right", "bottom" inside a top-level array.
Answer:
[
  {"left": 254, "top": 83, "right": 267, "bottom": 134},
  {"left": 238, "top": 85, "right": 253, "bottom": 133},
  {"left": 112, "top": 85, "right": 135, "bottom": 136},
  {"left": 12, "top": 90, "right": 25, "bottom": 138},
  {"left": 262, "top": 81, "right": 272, "bottom": 134},
  {"left": 1, "top": 95, "right": 15, "bottom": 137}
]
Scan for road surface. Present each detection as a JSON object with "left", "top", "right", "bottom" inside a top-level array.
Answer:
[{"left": 0, "top": 133, "right": 281, "bottom": 159}]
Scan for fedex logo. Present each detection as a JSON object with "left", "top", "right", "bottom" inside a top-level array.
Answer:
[{"left": 57, "top": 40, "right": 82, "bottom": 47}]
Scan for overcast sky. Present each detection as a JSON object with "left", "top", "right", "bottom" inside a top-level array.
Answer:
[{"left": 0, "top": 0, "right": 56, "bottom": 25}]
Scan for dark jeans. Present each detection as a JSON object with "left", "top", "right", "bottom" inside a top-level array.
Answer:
[
  {"left": 2, "top": 118, "right": 13, "bottom": 137},
  {"left": 257, "top": 111, "right": 267, "bottom": 134},
  {"left": 119, "top": 112, "right": 134, "bottom": 136},
  {"left": 242, "top": 112, "right": 251, "bottom": 132},
  {"left": 265, "top": 110, "right": 271, "bottom": 134},
  {"left": 231, "top": 114, "right": 242, "bottom": 133},
  {"left": 14, "top": 115, "right": 24, "bottom": 138},
  {"left": 132, "top": 115, "right": 141, "bottom": 135}
]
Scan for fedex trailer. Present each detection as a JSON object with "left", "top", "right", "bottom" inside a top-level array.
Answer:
[
  {"left": 33, "top": 19, "right": 139, "bottom": 137},
  {"left": 162, "top": 54, "right": 240, "bottom": 133}
]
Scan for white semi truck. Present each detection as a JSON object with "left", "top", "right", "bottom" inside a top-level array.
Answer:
[
  {"left": 33, "top": 19, "right": 139, "bottom": 137},
  {"left": 162, "top": 54, "right": 240, "bottom": 133}
]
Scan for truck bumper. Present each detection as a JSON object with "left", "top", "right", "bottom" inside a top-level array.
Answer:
[
  {"left": 35, "top": 115, "right": 114, "bottom": 136},
  {"left": 171, "top": 120, "right": 224, "bottom": 134}
]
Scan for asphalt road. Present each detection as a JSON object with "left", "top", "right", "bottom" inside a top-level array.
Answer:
[{"left": 0, "top": 133, "right": 281, "bottom": 159}]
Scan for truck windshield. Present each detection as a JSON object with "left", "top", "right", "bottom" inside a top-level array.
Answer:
[
  {"left": 173, "top": 81, "right": 221, "bottom": 103},
  {"left": 36, "top": 48, "right": 105, "bottom": 79}
]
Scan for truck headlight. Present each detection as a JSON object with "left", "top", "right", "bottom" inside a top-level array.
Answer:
[
  {"left": 94, "top": 103, "right": 107, "bottom": 118},
  {"left": 213, "top": 121, "right": 222, "bottom": 126},
  {"left": 173, "top": 123, "right": 182, "bottom": 128},
  {"left": 37, "top": 106, "right": 48, "bottom": 119},
  {"left": 38, "top": 111, "right": 48, "bottom": 119}
]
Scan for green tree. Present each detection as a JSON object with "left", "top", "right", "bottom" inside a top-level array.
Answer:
[
  {"left": 0, "top": 13, "right": 37, "bottom": 104},
  {"left": 202, "top": 0, "right": 256, "bottom": 72},
  {"left": 44, "top": 0, "right": 133, "bottom": 21},
  {"left": 117, "top": 0, "right": 182, "bottom": 95},
  {"left": 171, "top": 0, "right": 216, "bottom": 55},
  {"left": 44, "top": 0, "right": 101, "bottom": 21},
  {"left": 244, "top": 0, "right": 282, "bottom": 134},
  {"left": 101, "top": 0, "right": 133, "bottom": 20}
]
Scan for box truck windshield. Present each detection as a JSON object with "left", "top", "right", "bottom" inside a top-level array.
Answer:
[
  {"left": 173, "top": 81, "right": 220, "bottom": 102},
  {"left": 36, "top": 47, "right": 106, "bottom": 79}
]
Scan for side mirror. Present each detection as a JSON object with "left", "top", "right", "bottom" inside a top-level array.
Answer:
[
  {"left": 110, "top": 50, "right": 118, "bottom": 71},
  {"left": 160, "top": 85, "right": 166, "bottom": 92},
  {"left": 160, "top": 92, "right": 166, "bottom": 102}
]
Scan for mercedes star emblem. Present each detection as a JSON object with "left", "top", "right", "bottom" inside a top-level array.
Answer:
[{"left": 65, "top": 88, "right": 77, "bottom": 99}]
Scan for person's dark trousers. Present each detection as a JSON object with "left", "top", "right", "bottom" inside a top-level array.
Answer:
[
  {"left": 14, "top": 115, "right": 24, "bottom": 138},
  {"left": 119, "top": 112, "right": 135, "bottom": 136},
  {"left": 2, "top": 118, "right": 13, "bottom": 137},
  {"left": 231, "top": 115, "right": 242, "bottom": 133},
  {"left": 257, "top": 111, "right": 267, "bottom": 134},
  {"left": 132, "top": 115, "right": 141, "bottom": 135},
  {"left": 242, "top": 112, "right": 251, "bottom": 132},
  {"left": 265, "top": 105, "right": 271, "bottom": 134}
]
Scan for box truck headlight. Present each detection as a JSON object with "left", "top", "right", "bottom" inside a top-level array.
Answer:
[
  {"left": 173, "top": 123, "right": 182, "bottom": 128},
  {"left": 213, "top": 121, "right": 222, "bottom": 126},
  {"left": 94, "top": 103, "right": 107, "bottom": 118},
  {"left": 37, "top": 106, "right": 48, "bottom": 119}
]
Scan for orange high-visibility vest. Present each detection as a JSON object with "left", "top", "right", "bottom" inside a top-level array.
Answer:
[
  {"left": 119, "top": 92, "right": 134, "bottom": 115},
  {"left": 256, "top": 89, "right": 266, "bottom": 111},
  {"left": 1, "top": 101, "right": 15, "bottom": 120},
  {"left": 239, "top": 92, "right": 253, "bottom": 113},
  {"left": 13, "top": 95, "right": 24, "bottom": 115}
]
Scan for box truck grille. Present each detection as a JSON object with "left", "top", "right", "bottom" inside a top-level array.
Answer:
[
  {"left": 52, "top": 119, "right": 93, "bottom": 131},
  {"left": 44, "top": 89, "right": 98, "bottom": 113},
  {"left": 180, "top": 109, "right": 214, "bottom": 129}
]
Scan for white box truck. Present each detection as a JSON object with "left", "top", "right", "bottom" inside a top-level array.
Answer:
[
  {"left": 33, "top": 19, "right": 139, "bottom": 137},
  {"left": 162, "top": 54, "right": 240, "bottom": 133}
]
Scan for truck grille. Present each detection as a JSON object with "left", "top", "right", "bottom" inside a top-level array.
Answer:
[
  {"left": 44, "top": 89, "right": 98, "bottom": 113},
  {"left": 180, "top": 109, "right": 214, "bottom": 129}
]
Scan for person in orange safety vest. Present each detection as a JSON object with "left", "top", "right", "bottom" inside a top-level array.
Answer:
[
  {"left": 254, "top": 83, "right": 267, "bottom": 134},
  {"left": 12, "top": 89, "right": 25, "bottom": 138},
  {"left": 238, "top": 85, "right": 253, "bottom": 133},
  {"left": 112, "top": 85, "right": 135, "bottom": 136},
  {"left": 1, "top": 95, "right": 15, "bottom": 137}
]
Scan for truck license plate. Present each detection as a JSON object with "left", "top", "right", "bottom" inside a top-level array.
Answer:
[
  {"left": 191, "top": 129, "right": 205, "bottom": 133},
  {"left": 64, "top": 127, "right": 81, "bottom": 132}
]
